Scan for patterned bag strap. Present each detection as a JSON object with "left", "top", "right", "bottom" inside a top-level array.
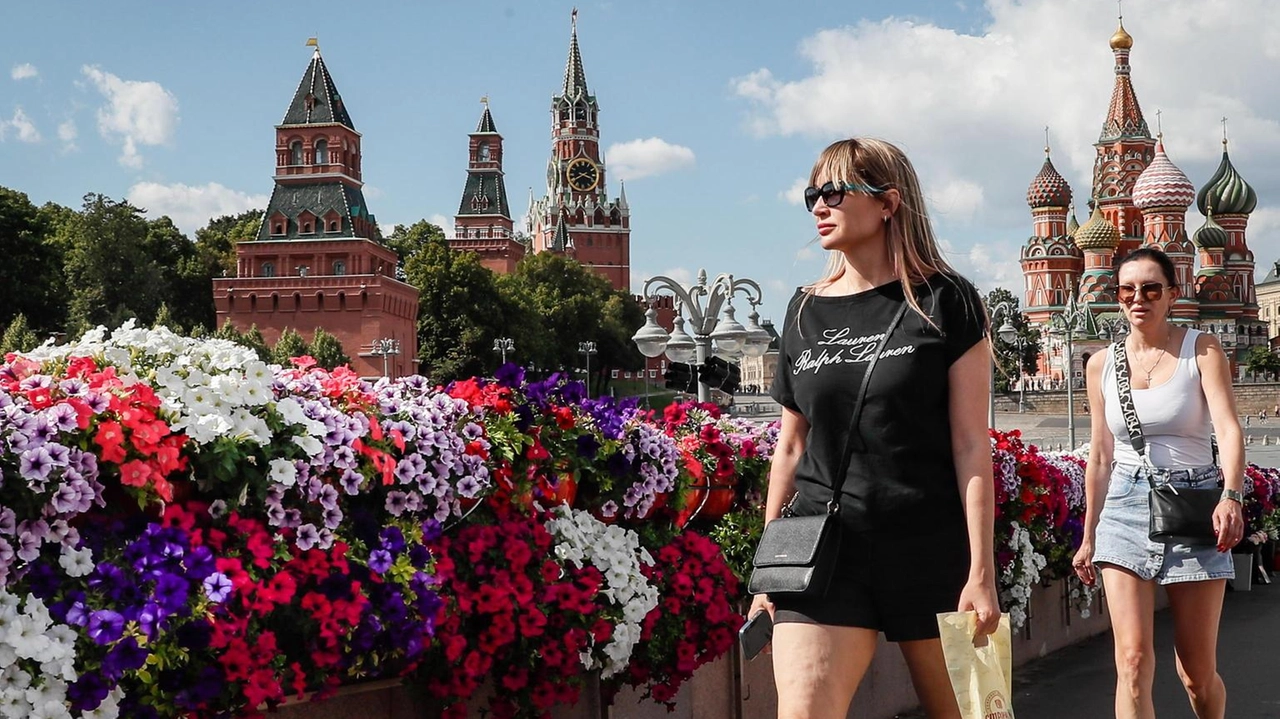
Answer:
[
  {"left": 1111, "top": 339, "right": 1155, "bottom": 471},
  {"left": 824, "top": 301, "right": 911, "bottom": 515}
]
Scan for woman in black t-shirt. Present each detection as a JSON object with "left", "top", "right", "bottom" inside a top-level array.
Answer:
[{"left": 748, "top": 138, "right": 999, "bottom": 718}]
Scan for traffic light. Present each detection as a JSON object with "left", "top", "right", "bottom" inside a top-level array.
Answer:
[
  {"left": 697, "top": 356, "right": 742, "bottom": 394},
  {"left": 663, "top": 362, "right": 698, "bottom": 393}
]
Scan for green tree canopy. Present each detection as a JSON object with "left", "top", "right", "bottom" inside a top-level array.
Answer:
[
  {"left": 193, "top": 209, "right": 261, "bottom": 280},
  {"left": 1244, "top": 345, "right": 1280, "bottom": 380},
  {"left": 1, "top": 313, "right": 40, "bottom": 355},
  {"left": 272, "top": 328, "right": 309, "bottom": 366},
  {"left": 152, "top": 303, "right": 183, "bottom": 334},
  {"left": 0, "top": 187, "right": 67, "bottom": 332},
  {"left": 308, "top": 328, "right": 351, "bottom": 370}
]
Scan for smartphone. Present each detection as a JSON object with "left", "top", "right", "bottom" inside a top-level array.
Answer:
[{"left": 739, "top": 610, "right": 774, "bottom": 661}]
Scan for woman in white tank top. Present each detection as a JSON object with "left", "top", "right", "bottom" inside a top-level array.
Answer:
[{"left": 1073, "top": 248, "right": 1245, "bottom": 719}]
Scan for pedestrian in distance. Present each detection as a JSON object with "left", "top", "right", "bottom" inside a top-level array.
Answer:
[
  {"left": 750, "top": 137, "right": 1000, "bottom": 719},
  {"left": 1073, "top": 247, "right": 1245, "bottom": 719}
]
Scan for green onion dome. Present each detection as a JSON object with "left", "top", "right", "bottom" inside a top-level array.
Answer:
[
  {"left": 1196, "top": 142, "right": 1257, "bottom": 216},
  {"left": 1192, "top": 206, "right": 1229, "bottom": 249}
]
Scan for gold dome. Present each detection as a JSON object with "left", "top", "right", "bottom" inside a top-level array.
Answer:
[{"left": 1110, "top": 21, "right": 1133, "bottom": 50}]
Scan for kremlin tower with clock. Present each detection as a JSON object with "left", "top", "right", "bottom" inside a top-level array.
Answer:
[{"left": 522, "top": 12, "right": 632, "bottom": 292}]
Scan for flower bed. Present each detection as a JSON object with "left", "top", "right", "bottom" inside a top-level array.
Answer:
[{"left": 5, "top": 323, "right": 1278, "bottom": 718}]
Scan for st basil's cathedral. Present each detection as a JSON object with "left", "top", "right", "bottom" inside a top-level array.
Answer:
[{"left": 1019, "top": 16, "right": 1264, "bottom": 384}]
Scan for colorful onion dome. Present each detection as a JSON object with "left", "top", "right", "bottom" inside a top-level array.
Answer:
[
  {"left": 1196, "top": 141, "right": 1257, "bottom": 216},
  {"left": 1066, "top": 207, "right": 1081, "bottom": 237},
  {"left": 1074, "top": 203, "right": 1121, "bottom": 251},
  {"left": 1193, "top": 205, "right": 1228, "bottom": 249},
  {"left": 1026, "top": 153, "right": 1073, "bottom": 208},
  {"left": 1110, "top": 20, "right": 1133, "bottom": 50},
  {"left": 1132, "top": 137, "right": 1195, "bottom": 210}
]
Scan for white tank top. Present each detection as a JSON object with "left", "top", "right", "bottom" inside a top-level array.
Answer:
[{"left": 1102, "top": 329, "right": 1213, "bottom": 467}]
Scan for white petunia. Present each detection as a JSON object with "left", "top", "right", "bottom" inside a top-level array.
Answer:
[
  {"left": 57, "top": 546, "right": 93, "bottom": 578},
  {"left": 268, "top": 459, "right": 298, "bottom": 487}
]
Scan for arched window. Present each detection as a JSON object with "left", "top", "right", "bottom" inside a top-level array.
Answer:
[
  {"left": 290, "top": 141, "right": 303, "bottom": 165},
  {"left": 333, "top": 260, "right": 346, "bottom": 276},
  {"left": 315, "top": 139, "right": 328, "bottom": 165},
  {"left": 261, "top": 262, "right": 275, "bottom": 278},
  {"left": 478, "top": 142, "right": 490, "bottom": 162},
  {"left": 328, "top": 220, "right": 339, "bottom": 232}
]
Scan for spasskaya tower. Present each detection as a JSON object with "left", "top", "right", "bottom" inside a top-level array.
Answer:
[{"left": 526, "top": 10, "right": 631, "bottom": 291}]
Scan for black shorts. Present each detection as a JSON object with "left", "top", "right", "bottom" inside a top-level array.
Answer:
[{"left": 771, "top": 521, "right": 970, "bottom": 642}]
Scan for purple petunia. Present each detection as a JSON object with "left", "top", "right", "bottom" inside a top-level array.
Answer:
[
  {"left": 87, "top": 609, "right": 125, "bottom": 645},
  {"left": 368, "top": 549, "right": 393, "bottom": 574},
  {"left": 202, "top": 572, "right": 233, "bottom": 602},
  {"left": 19, "top": 446, "right": 55, "bottom": 482},
  {"left": 295, "top": 523, "right": 320, "bottom": 551}
]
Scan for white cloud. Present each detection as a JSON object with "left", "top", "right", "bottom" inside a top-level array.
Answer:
[
  {"left": 780, "top": 177, "right": 807, "bottom": 206},
  {"left": 605, "top": 138, "right": 696, "bottom": 181},
  {"left": 11, "top": 63, "right": 37, "bottom": 81},
  {"left": 0, "top": 108, "right": 41, "bottom": 143},
  {"left": 57, "top": 120, "right": 77, "bottom": 152},
  {"left": 940, "top": 238, "right": 1023, "bottom": 294},
  {"left": 125, "top": 181, "right": 267, "bottom": 236},
  {"left": 632, "top": 266, "right": 697, "bottom": 298},
  {"left": 428, "top": 214, "right": 453, "bottom": 238},
  {"left": 82, "top": 65, "right": 179, "bottom": 168},
  {"left": 733, "top": 0, "right": 1280, "bottom": 233}
]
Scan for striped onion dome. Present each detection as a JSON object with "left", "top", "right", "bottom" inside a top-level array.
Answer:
[
  {"left": 1026, "top": 154, "right": 1073, "bottom": 208},
  {"left": 1133, "top": 138, "right": 1195, "bottom": 210},
  {"left": 1193, "top": 206, "right": 1229, "bottom": 249},
  {"left": 1074, "top": 203, "right": 1121, "bottom": 251},
  {"left": 1196, "top": 141, "right": 1257, "bottom": 216}
]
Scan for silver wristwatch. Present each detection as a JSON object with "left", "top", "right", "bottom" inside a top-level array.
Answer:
[{"left": 1220, "top": 488, "right": 1244, "bottom": 505}]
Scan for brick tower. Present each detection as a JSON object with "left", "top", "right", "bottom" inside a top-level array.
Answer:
[
  {"left": 1092, "top": 17, "right": 1155, "bottom": 256},
  {"left": 1020, "top": 146, "right": 1081, "bottom": 325},
  {"left": 449, "top": 101, "right": 525, "bottom": 274},
  {"left": 527, "top": 10, "right": 632, "bottom": 291},
  {"left": 212, "top": 44, "right": 419, "bottom": 378}
]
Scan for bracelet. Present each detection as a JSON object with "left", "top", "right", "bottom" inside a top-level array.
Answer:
[{"left": 1220, "top": 488, "right": 1243, "bottom": 505}]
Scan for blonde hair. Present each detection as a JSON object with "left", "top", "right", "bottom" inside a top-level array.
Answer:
[{"left": 800, "top": 137, "right": 974, "bottom": 328}]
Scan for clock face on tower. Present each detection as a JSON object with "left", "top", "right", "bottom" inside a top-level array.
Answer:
[{"left": 566, "top": 158, "right": 600, "bottom": 192}]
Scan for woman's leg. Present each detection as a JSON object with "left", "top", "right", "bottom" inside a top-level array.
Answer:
[
  {"left": 899, "top": 639, "right": 961, "bottom": 719},
  {"left": 1165, "top": 579, "right": 1228, "bottom": 719},
  {"left": 1100, "top": 565, "right": 1158, "bottom": 719},
  {"left": 771, "top": 622, "right": 879, "bottom": 719}
]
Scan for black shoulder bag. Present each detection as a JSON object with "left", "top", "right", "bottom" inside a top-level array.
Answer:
[
  {"left": 1111, "top": 339, "right": 1219, "bottom": 546},
  {"left": 747, "top": 301, "right": 910, "bottom": 597}
]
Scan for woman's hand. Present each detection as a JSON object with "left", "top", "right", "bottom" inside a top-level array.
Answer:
[
  {"left": 1072, "top": 539, "right": 1097, "bottom": 587},
  {"left": 748, "top": 593, "right": 774, "bottom": 622},
  {"left": 957, "top": 577, "right": 1001, "bottom": 636},
  {"left": 1214, "top": 499, "right": 1245, "bottom": 552}
]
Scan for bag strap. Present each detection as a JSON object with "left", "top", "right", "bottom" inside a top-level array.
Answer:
[
  {"left": 824, "top": 301, "right": 911, "bottom": 514},
  {"left": 1111, "top": 339, "right": 1155, "bottom": 470}
]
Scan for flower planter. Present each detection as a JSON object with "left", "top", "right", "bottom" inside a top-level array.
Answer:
[
  {"left": 1232, "top": 553, "right": 1254, "bottom": 591},
  {"left": 268, "top": 679, "right": 422, "bottom": 719}
]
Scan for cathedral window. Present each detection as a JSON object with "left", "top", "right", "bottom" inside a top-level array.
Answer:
[
  {"left": 261, "top": 262, "right": 275, "bottom": 278},
  {"left": 479, "top": 142, "right": 491, "bottom": 162},
  {"left": 333, "top": 261, "right": 346, "bottom": 276},
  {"left": 290, "top": 141, "right": 303, "bottom": 165},
  {"left": 315, "top": 140, "right": 328, "bottom": 165}
]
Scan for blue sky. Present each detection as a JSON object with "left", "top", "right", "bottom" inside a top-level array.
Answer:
[{"left": 3, "top": 0, "right": 1278, "bottom": 326}]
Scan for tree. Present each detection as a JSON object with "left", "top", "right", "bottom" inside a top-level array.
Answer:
[
  {"left": 60, "top": 194, "right": 164, "bottom": 334},
  {"left": 1245, "top": 345, "right": 1280, "bottom": 380},
  {"left": 142, "top": 216, "right": 210, "bottom": 332},
  {"left": 0, "top": 187, "right": 66, "bottom": 332},
  {"left": 193, "top": 210, "right": 262, "bottom": 280},
  {"left": 272, "top": 328, "right": 308, "bottom": 366},
  {"left": 385, "top": 220, "right": 446, "bottom": 280},
  {"left": 984, "top": 288, "right": 1041, "bottom": 394},
  {"left": 308, "top": 328, "right": 350, "bottom": 370},
  {"left": 401, "top": 221, "right": 517, "bottom": 382},
  {"left": 0, "top": 313, "right": 40, "bottom": 354},
  {"left": 152, "top": 302, "right": 183, "bottom": 335}
]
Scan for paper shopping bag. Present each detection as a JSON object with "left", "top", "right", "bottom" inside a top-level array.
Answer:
[{"left": 936, "top": 612, "right": 1014, "bottom": 719}]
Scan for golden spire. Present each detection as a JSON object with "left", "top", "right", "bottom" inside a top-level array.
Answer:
[{"left": 1110, "top": 2, "right": 1133, "bottom": 50}]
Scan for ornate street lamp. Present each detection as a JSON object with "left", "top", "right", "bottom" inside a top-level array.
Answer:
[
  {"left": 492, "top": 337, "right": 515, "bottom": 364},
  {"left": 371, "top": 338, "right": 401, "bottom": 380},
  {"left": 631, "top": 270, "right": 769, "bottom": 403},
  {"left": 987, "top": 300, "right": 1020, "bottom": 427},
  {"left": 1048, "top": 295, "right": 1097, "bottom": 450},
  {"left": 578, "top": 341, "right": 597, "bottom": 399}
]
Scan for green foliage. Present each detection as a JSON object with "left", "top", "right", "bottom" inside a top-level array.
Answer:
[
  {"left": 272, "top": 328, "right": 308, "bottom": 366},
  {"left": 152, "top": 302, "right": 183, "bottom": 334},
  {"left": 0, "top": 187, "right": 68, "bottom": 332},
  {"left": 985, "top": 288, "right": 1041, "bottom": 393},
  {"left": 0, "top": 313, "right": 40, "bottom": 355},
  {"left": 193, "top": 209, "right": 262, "bottom": 279},
  {"left": 1245, "top": 345, "right": 1280, "bottom": 380},
  {"left": 307, "top": 328, "right": 350, "bottom": 370},
  {"left": 211, "top": 320, "right": 269, "bottom": 361},
  {"left": 707, "top": 509, "right": 765, "bottom": 586}
]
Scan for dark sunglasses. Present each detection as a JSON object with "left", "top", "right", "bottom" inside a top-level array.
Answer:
[
  {"left": 803, "top": 181, "right": 886, "bottom": 212},
  {"left": 1117, "top": 282, "right": 1173, "bottom": 305}
]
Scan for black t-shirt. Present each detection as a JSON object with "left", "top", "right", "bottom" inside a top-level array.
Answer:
[{"left": 769, "top": 274, "right": 986, "bottom": 533}]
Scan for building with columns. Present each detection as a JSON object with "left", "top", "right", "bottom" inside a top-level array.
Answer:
[
  {"left": 212, "top": 46, "right": 419, "bottom": 379},
  {"left": 1020, "top": 17, "right": 1265, "bottom": 382}
]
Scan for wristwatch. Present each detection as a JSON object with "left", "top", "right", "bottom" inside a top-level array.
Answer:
[{"left": 1220, "top": 488, "right": 1244, "bottom": 505}]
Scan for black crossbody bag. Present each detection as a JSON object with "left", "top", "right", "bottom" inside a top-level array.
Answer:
[
  {"left": 1112, "top": 339, "right": 1220, "bottom": 546},
  {"left": 747, "top": 302, "right": 909, "bottom": 597}
]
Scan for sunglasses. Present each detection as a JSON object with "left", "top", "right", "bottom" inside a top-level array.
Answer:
[
  {"left": 803, "top": 181, "right": 886, "bottom": 212},
  {"left": 1117, "top": 282, "right": 1173, "bottom": 305}
]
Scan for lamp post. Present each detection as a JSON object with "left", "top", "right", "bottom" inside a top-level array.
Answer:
[
  {"left": 371, "top": 338, "right": 401, "bottom": 380},
  {"left": 994, "top": 314, "right": 1028, "bottom": 414},
  {"left": 987, "top": 300, "right": 1025, "bottom": 426},
  {"left": 492, "top": 337, "right": 514, "bottom": 364},
  {"left": 630, "top": 270, "right": 771, "bottom": 404},
  {"left": 578, "top": 341, "right": 597, "bottom": 398},
  {"left": 1048, "top": 296, "right": 1096, "bottom": 450}
]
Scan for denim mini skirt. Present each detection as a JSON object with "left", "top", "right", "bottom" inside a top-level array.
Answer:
[{"left": 1093, "top": 463, "right": 1235, "bottom": 585}]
